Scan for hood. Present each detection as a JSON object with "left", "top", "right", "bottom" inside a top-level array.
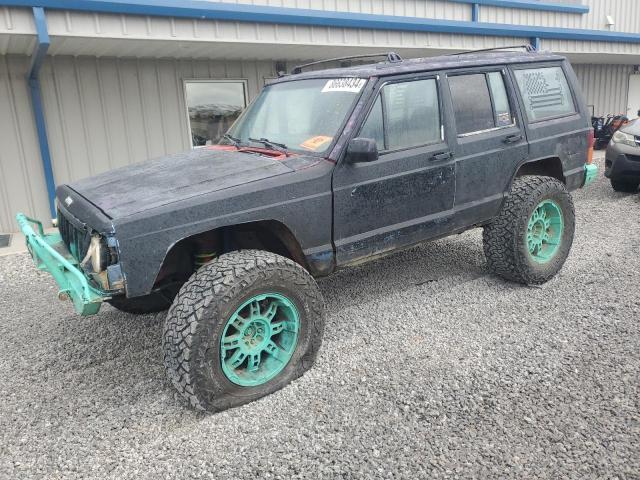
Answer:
[
  {"left": 620, "top": 118, "right": 640, "bottom": 136},
  {"left": 68, "top": 148, "right": 295, "bottom": 218}
]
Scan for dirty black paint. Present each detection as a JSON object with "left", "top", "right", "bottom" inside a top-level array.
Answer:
[{"left": 55, "top": 51, "right": 590, "bottom": 299}]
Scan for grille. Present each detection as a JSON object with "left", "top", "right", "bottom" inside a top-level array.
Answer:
[{"left": 57, "top": 209, "right": 92, "bottom": 263}]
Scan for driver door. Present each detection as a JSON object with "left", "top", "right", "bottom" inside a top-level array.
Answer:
[{"left": 332, "top": 75, "right": 456, "bottom": 265}]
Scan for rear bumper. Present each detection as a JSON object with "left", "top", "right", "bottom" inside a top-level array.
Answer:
[
  {"left": 16, "top": 213, "right": 108, "bottom": 316},
  {"left": 583, "top": 164, "right": 598, "bottom": 187}
]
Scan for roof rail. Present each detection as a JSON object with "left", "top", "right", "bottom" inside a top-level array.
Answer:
[
  {"left": 444, "top": 44, "right": 537, "bottom": 56},
  {"left": 290, "top": 52, "right": 403, "bottom": 75}
]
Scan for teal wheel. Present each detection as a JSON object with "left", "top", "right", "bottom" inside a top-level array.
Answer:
[
  {"left": 526, "top": 199, "right": 564, "bottom": 264},
  {"left": 163, "top": 250, "right": 325, "bottom": 412},
  {"left": 483, "top": 176, "right": 575, "bottom": 285},
  {"left": 221, "top": 293, "right": 300, "bottom": 387}
]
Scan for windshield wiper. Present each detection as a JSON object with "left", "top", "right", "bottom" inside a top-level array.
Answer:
[
  {"left": 222, "top": 133, "right": 242, "bottom": 147},
  {"left": 249, "top": 137, "right": 288, "bottom": 152}
]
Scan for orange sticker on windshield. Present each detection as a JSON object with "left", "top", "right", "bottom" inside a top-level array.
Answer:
[{"left": 300, "top": 136, "right": 333, "bottom": 151}]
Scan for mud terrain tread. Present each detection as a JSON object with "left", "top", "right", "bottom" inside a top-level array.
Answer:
[
  {"left": 163, "top": 250, "right": 324, "bottom": 411},
  {"left": 483, "top": 176, "right": 575, "bottom": 285}
]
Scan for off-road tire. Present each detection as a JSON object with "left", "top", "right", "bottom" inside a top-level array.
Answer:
[
  {"left": 610, "top": 178, "right": 639, "bottom": 193},
  {"left": 108, "top": 290, "right": 175, "bottom": 314},
  {"left": 483, "top": 176, "right": 575, "bottom": 285},
  {"left": 163, "top": 250, "right": 325, "bottom": 412}
]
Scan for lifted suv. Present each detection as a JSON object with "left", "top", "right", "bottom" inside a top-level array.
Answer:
[{"left": 18, "top": 48, "right": 597, "bottom": 412}]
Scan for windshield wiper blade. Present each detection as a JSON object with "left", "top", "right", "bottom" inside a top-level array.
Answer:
[
  {"left": 222, "top": 133, "right": 242, "bottom": 147},
  {"left": 249, "top": 137, "right": 288, "bottom": 152}
]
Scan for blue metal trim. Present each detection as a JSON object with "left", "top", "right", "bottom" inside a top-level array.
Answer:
[
  {"left": 27, "top": 7, "right": 56, "bottom": 219},
  {"left": 4, "top": 1, "right": 634, "bottom": 44},
  {"left": 447, "top": 0, "right": 588, "bottom": 14},
  {"left": 471, "top": 3, "right": 480, "bottom": 22}
]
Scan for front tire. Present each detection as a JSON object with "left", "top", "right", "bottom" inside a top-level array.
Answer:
[
  {"left": 163, "top": 250, "right": 325, "bottom": 412},
  {"left": 483, "top": 176, "right": 575, "bottom": 285}
]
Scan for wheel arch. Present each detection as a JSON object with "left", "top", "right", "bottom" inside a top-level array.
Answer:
[
  {"left": 511, "top": 157, "right": 566, "bottom": 188},
  {"left": 151, "top": 220, "right": 310, "bottom": 293}
]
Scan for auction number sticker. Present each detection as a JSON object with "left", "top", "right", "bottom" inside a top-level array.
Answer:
[{"left": 321, "top": 78, "right": 366, "bottom": 93}]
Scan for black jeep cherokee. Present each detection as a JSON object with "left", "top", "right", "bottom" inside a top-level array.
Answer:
[{"left": 18, "top": 49, "right": 598, "bottom": 412}]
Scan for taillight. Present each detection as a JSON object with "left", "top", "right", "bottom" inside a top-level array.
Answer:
[{"left": 587, "top": 128, "right": 595, "bottom": 165}]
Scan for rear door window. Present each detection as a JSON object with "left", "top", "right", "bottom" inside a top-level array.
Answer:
[
  {"left": 359, "top": 78, "right": 441, "bottom": 151},
  {"left": 448, "top": 72, "right": 514, "bottom": 135},
  {"left": 513, "top": 66, "right": 576, "bottom": 122},
  {"left": 487, "top": 72, "right": 513, "bottom": 127}
]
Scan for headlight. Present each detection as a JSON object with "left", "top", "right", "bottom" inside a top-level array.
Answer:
[
  {"left": 82, "top": 235, "right": 108, "bottom": 273},
  {"left": 90, "top": 236, "right": 104, "bottom": 273},
  {"left": 611, "top": 130, "right": 637, "bottom": 148}
]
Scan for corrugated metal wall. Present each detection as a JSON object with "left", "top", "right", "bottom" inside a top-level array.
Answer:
[
  {"left": 481, "top": 0, "right": 640, "bottom": 34},
  {"left": 573, "top": 63, "right": 634, "bottom": 116},
  {"left": 0, "top": 55, "right": 50, "bottom": 232},
  {"left": 39, "top": 56, "right": 277, "bottom": 181},
  {"left": 5, "top": 3, "right": 640, "bottom": 59},
  {"left": 0, "top": 55, "right": 278, "bottom": 231},
  {"left": 212, "top": 0, "right": 472, "bottom": 19}
]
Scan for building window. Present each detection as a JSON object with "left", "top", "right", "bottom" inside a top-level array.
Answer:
[
  {"left": 513, "top": 66, "right": 576, "bottom": 122},
  {"left": 184, "top": 80, "right": 248, "bottom": 147}
]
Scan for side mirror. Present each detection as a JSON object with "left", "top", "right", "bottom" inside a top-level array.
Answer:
[{"left": 347, "top": 137, "right": 378, "bottom": 163}]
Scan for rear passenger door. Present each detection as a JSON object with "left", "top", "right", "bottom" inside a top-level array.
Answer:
[
  {"left": 332, "top": 75, "right": 455, "bottom": 265},
  {"left": 446, "top": 69, "right": 528, "bottom": 226}
]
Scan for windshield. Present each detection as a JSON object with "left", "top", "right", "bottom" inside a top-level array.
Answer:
[{"left": 225, "top": 77, "right": 367, "bottom": 154}]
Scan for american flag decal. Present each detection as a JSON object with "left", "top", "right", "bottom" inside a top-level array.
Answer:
[{"left": 522, "top": 71, "right": 566, "bottom": 111}]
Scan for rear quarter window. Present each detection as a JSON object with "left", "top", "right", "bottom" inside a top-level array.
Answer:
[{"left": 514, "top": 66, "right": 576, "bottom": 122}]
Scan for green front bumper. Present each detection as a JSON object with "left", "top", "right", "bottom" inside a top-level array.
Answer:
[{"left": 16, "top": 213, "right": 107, "bottom": 316}]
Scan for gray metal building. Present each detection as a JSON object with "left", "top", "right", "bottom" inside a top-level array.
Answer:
[{"left": 1, "top": 0, "right": 640, "bottom": 232}]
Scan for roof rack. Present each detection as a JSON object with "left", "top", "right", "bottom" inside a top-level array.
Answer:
[
  {"left": 444, "top": 45, "right": 537, "bottom": 56},
  {"left": 290, "top": 52, "right": 403, "bottom": 75}
]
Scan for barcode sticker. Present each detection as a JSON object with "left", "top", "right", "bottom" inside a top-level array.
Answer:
[{"left": 321, "top": 78, "right": 366, "bottom": 93}]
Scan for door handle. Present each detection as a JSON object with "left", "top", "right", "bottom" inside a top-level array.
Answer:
[
  {"left": 430, "top": 152, "right": 452, "bottom": 161},
  {"left": 503, "top": 134, "right": 523, "bottom": 144}
]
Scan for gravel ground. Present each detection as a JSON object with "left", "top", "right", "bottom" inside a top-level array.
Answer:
[{"left": 0, "top": 155, "right": 638, "bottom": 479}]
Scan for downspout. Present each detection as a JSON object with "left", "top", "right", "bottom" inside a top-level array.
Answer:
[
  {"left": 27, "top": 6, "right": 56, "bottom": 220},
  {"left": 530, "top": 37, "right": 541, "bottom": 51},
  {"left": 471, "top": 3, "right": 480, "bottom": 22}
]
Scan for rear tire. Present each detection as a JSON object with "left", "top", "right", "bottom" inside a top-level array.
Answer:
[
  {"left": 483, "top": 176, "right": 575, "bottom": 285},
  {"left": 163, "top": 250, "right": 325, "bottom": 412},
  {"left": 610, "top": 178, "right": 639, "bottom": 193}
]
